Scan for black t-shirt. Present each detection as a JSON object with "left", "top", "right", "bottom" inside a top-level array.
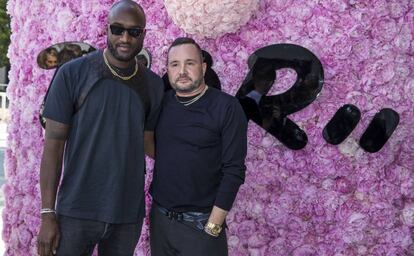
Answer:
[
  {"left": 43, "top": 51, "right": 164, "bottom": 223},
  {"left": 151, "top": 87, "right": 247, "bottom": 212}
]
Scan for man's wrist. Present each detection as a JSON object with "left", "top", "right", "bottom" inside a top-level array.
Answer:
[{"left": 41, "top": 213, "right": 57, "bottom": 222}]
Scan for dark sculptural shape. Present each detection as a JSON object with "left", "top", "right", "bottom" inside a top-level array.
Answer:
[
  {"left": 323, "top": 104, "right": 361, "bottom": 145},
  {"left": 236, "top": 44, "right": 324, "bottom": 150}
]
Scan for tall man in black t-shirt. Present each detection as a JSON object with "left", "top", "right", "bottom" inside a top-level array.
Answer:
[
  {"left": 37, "top": 1, "right": 164, "bottom": 255},
  {"left": 150, "top": 37, "right": 247, "bottom": 256}
]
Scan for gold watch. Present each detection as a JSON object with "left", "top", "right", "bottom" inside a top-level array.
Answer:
[{"left": 204, "top": 222, "right": 222, "bottom": 237}]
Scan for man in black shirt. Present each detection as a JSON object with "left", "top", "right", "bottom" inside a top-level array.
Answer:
[
  {"left": 150, "top": 37, "right": 247, "bottom": 256},
  {"left": 37, "top": 1, "right": 164, "bottom": 255}
]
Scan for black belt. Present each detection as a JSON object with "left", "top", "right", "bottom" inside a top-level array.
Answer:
[{"left": 155, "top": 204, "right": 209, "bottom": 230}]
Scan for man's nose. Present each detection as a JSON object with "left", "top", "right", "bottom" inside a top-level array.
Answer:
[
  {"left": 119, "top": 31, "right": 131, "bottom": 42},
  {"left": 179, "top": 65, "right": 187, "bottom": 75}
]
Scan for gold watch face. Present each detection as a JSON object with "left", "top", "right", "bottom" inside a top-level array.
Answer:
[
  {"left": 212, "top": 226, "right": 221, "bottom": 234},
  {"left": 207, "top": 223, "right": 222, "bottom": 235}
]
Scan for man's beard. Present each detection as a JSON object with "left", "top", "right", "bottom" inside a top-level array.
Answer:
[
  {"left": 107, "top": 38, "right": 142, "bottom": 62},
  {"left": 171, "top": 76, "right": 204, "bottom": 94}
]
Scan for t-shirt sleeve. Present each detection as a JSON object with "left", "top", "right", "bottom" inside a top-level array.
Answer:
[
  {"left": 214, "top": 98, "right": 248, "bottom": 211},
  {"left": 145, "top": 75, "right": 164, "bottom": 131},
  {"left": 42, "top": 66, "right": 75, "bottom": 125}
]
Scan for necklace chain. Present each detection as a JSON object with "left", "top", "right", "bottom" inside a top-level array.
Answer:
[
  {"left": 175, "top": 86, "right": 209, "bottom": 106},
  {"left": 103, "top": 50, "right": 138, "bottom": 80}
]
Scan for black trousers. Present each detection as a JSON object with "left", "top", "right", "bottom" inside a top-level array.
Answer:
[
  {"left": 56, "top": 215, "right": 142, "bottom": 256},
  {"left": 149, "top": 204, "right": 228, "bottom": 256}
]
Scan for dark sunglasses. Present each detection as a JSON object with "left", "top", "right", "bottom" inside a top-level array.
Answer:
[{"left": 109, "top": 25, "right": 145, "bottom": 38}]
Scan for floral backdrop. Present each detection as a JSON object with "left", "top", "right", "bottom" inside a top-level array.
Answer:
[{"left": 3, "top": 0, "right": 414, "bottom": 255}]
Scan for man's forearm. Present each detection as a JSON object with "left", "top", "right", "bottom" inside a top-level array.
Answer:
[
  {"left": 39, "top": 139, "right": 65, "bottom": 211},
  {"left": 208, "top": 206, "right": 228, "bottom": 226}
]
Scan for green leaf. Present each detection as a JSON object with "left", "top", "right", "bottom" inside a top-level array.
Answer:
[{"left": 0, "top": 0, "right": 11, "bottom": 67}]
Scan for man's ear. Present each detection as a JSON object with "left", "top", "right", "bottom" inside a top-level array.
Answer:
[{"left": 202, "top": 62, "right": 207, "bottom": 76}]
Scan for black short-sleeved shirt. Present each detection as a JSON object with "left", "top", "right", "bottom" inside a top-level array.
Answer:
[
  {"left": 43, "top": 51, "right": 164, "bottom": 223},
  {"left": 151, "top": 88, "right": 247, "bottom": 213}
]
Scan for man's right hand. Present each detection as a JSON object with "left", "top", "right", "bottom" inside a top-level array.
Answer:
[
  {"left": 38, "top": 119, "right": 68, "bottom": 255},
  {"left": 38, "top": 214, "right": 60, "bottom": 256}
]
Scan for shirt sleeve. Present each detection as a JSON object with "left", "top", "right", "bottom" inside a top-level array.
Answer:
[
  {"left": 42, "top": 66, "right": 75, "bottom": 125},
  {"left": 144, "top": 76, "right": 164, "bottom": 131},
  {"left": 214, "top": 98, "right": 248, "bottom": 211}
]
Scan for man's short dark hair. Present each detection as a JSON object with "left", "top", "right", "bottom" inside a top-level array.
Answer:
[{"left": 167, "top": 37, "right": 204, "bottom": 62}]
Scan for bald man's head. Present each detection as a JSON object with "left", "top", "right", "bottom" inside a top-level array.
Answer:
[
  {"left": 109, "top": 0, "right": 146, "bottom": 26},
  {"left": 106, "top": 0, "right": 146, "bottom": 64}
]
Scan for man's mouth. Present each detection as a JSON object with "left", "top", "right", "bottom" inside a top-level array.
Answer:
[
  {"left": 177, "top": 77, "right": 191, "bottom": 83},
  {"left": 117, "top": 44, "right": 131, "bottom": 52}
]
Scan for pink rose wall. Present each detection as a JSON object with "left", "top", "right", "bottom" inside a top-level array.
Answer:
[{"left": 3, "top": 0, "right": 414, "bottom": 255}]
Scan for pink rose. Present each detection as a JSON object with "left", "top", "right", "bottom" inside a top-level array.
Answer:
[
  {"left": 236, "top": 220, "right": 257, "bottom": 240},
  {"left": 17, "top": 225, "right": 32, "bottom": 250},
  {"left": 227, "top": 235, "right": 240, "bottom": 248},
  {"left": 292, "top": 244, "right": 317, "bottom": 256},
  {"left": 347, "top": 212, "right": 369, "bottom": 229},
  {"left": 287, "top": 216, "right": 308, "bottom": 233},
  {"left": 392, "top": 197, "right": 406, "bottom": 210},
  {"left": 364, "top": 59, "right": 396, "bottom": 86},
  {"left": 273, "top": 68, "right": 297, "bottom": 94},
  {"left": 296, "top": 201, "right": 313, "bottom": 220},
  {"left": 370, "top": 0, "right": 390, "bottom": 16},
  {"left": 287, "top": 4, "right": 313, "bottom": 21},
  {"left": 394, "top": 25, "right": 412, "bottom": 52},
  {"left": 342, "top": 227, "right": 365, "bottom": 244},
  {"left": 305, "top": 15, "right": 334, "bottom": 38},
  {"left": 260, "top": 135, "right": 275, "bottom": 148},
  {"left": 270, "top": 0, "right": 293, "bottom": 11},
  {"left": 329, "top": 35, "right": 352, "bottom": 60},
  {"left": 369, "top": 244, "right": 393, "bottom": 255},
  {"left": 312, "top": 202, "right": 326, "bottom": 218},
  {"left": 334, "top": 246, "right": 358, "bottom": 256},
  {"left": 286, "top": 231, "right": 305, "bottom": 248},
  {"left": 247, "top": 247, "right": 266, "bottom": 256},
  {"left": 247, "top": 229, "right": 271, "bottom": 248},
  {"left": 164, "top": 0, "right": 260, "bottom": 38},
  {"left": 320, "top": 0, "right": 348, "bottom": 12},
  {"left": 372, "top": 18, "right": 399, "bottom": 42},
  {"left": 379, "top": 228, "right": 413, "bottom": 248},
  {"left": 407, "top": 243, "right": 414, "bottom": 256},
  {"left": 321, "top": 179, "right": 335, "bottom": 191},
  {"left": 370, "top": 202, "right": 397, "bottom": 229},
  {"left": 266, "top": 238, "right": 290, "bottom": 255},
  {"left": 389, "top": 0, "right": 410, "bottom": 18},
  {"left": 264, "top": 205, "right": 289, "bottom": 227},
  {"left": 401, "top": 175, "right": 414, "bottom": 198},
  {"left": 401, "top": 203, "right": 414, "bottom": 227},
  {"left": 335, "top": 176, "right": 356, "bottom": 194},
  {"left": 385, "top": 247, "right": 410, "bottom": 256},
  {"left": 277, "top": 192, "right": 297, "bottom": 211}
]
